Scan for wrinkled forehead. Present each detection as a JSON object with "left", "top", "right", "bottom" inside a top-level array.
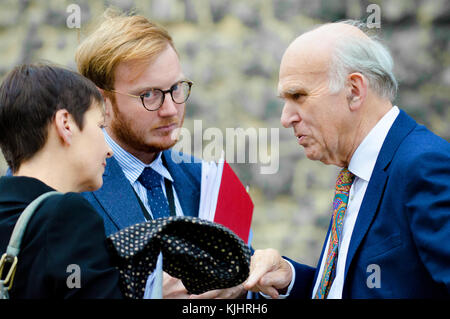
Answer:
[
  {"left": 280, "top": 22, "right": 369, "bottom": 71},
  {"left": 278, "top": 22, "right": 369, "bottom": 91},
  {"left": 278, "top": 39, "right": 330, "bottom": 95},
  {"left": 280, "top": 44, "right": 330, "bottom": 75}
]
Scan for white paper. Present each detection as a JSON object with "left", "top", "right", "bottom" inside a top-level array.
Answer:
[
  {"left": 198, "top": 151, "right": 225, "bottom": 221},
  {"left": 143, "top": 251, "right": 163, "bottom": 299}
]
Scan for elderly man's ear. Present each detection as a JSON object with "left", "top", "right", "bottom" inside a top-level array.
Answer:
[{"left": 346, "top": 72, "right": 367, "bottom": 111}]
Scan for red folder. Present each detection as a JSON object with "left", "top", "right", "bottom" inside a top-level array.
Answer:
[{"left": 213, "top": 162, "right": 254, "bottom": 243}]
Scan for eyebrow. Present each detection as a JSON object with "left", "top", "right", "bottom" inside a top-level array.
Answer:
[
  {"left": 277, "top": 85, "right": 308, "bottom": 99},
  {"left": 132, "top": 76, "right": 188, "bottom": 94}
]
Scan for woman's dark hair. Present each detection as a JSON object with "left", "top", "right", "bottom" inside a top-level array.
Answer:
[{"left": 0, "top": 63, "right": 103, "bottom": 173}]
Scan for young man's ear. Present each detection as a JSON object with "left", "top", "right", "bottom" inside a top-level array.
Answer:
[
  {"left": 54, "top": 109, "right": 74, "bottom": 145},
  {"left": 346, "top": 72, "right": 367, "bottom": 111},
  {"left": 97, "top": 87, "right": 113, "bottom": 123}
]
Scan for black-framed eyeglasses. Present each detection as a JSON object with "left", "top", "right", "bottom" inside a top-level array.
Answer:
[{"left": 109, "top": 80, "right": 193, "bottom": 111}]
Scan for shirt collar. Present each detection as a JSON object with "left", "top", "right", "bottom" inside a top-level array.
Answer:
[
  {"left": 348, "top": 106, "right": 400, "bottom": 182},
  {"left": 103, "top": 130, "right": 174, "bottom": 183}
]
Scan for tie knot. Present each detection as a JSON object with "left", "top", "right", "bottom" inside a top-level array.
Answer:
[
  {"left": 335, "top": 167, "right": 355, "bottom": 192},
  {"left": 138, "top": 167, "right": 162, "bottom": 189}
]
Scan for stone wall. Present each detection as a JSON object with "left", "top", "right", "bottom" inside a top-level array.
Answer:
[{"left": 0, "top": 0, "right": 449, "bottom": 266}]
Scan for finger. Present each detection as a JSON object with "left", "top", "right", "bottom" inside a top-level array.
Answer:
[
  {"left": 162, "top": 274, "right": 190, "bottom": 298},
  {"left": 258, "top": 285, "right": 279, "bottom": 299},
  {"left": 244, "top": 263, "right": 272, "bottom": 290},
  {"left": 244, "top": 249, "right": 283, "bottom": 290},
  {"left": 260, "top": 270, "right": 291, "bottom": 290},
  {"left": 189, "top": 289, "right": 220, "bottom": 299},
  {"left": 214, "top": 285, "right": 245, "bottom": 299},
  {"left": 162, "top": 271, "right": 177, "bottom": 284},
  {"left": 243, "top": 274, "right": 262, "bottom": 290}
]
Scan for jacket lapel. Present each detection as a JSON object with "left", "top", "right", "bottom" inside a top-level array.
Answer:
[
  {"left": 344, "top": 167, "right": 388, "bottom": 280},
  {"left": 343, "top": 110, "right": 417, "bottom": 282},
  {"left": 92, "top": 157, "right": 146, "bottom": 230}
]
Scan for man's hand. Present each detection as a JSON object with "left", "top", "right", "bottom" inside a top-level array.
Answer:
[
  {"left": 243, "top": 248, "right": 293, "bottom": 299},
  {"left": 189, "top": 284, "right": 247, "bottom": 299},
  {"left": 163, "top": 272, "right": 246, "bottom": 299},
  {"left": 162, "top": 272, "right": 190, "bottom": 299}
]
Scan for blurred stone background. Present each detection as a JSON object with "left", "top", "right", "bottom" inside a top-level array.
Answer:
[{"left": 0, "top": 0, "right": 449, "bottom": 267}]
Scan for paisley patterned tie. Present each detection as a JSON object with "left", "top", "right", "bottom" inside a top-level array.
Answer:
[{"left": 314, "top": 167, "right": 355, "bottom": 299}]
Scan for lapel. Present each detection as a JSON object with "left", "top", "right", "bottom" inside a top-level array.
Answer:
[
  {"left": 162, "top": 150, "right": 200, "bottom": 217},
  {"left": 311, "top": 220, "right": 333, "bottom": 291},
  {"left": 343, "top": 110, "right": 417, "bottom": 282},
  {"left": 92, "top": 157, "right": 146, "bottom": 230}
]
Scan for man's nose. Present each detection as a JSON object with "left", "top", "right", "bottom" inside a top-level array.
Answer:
[
  {"left": 280, "top": 102, "right": 298, "bottom": 128},
  {"left": 158, "top": 93, "right": 179, "bottom": 117}
]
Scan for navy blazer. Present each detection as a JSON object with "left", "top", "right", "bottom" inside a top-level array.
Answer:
[
  {"left": 289, "top": 110, "right": 450, "bottom": 298},
  {"left": 81, "top": 150, "right": 202, "bottom": 236}
]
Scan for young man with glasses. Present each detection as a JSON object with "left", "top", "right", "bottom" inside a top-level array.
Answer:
[{"left": 75, "top": 9, "right": 247, "bottom": 299}]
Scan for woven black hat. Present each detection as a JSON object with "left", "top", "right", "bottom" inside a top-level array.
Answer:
[{"left": 107, "top": 216, "right": 251, "bottom": 299}]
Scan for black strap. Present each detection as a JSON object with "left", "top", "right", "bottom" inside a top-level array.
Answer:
[
  {"left": 131, "top": 187, "right": 152, "bottom": 221},
  {"left": 161, "top": 153, "right": 176, "bottom": 217},
  {"left": 164, "top": 178, "right": 176, "bottom": 217},
  {"left": 132, "top": 179, "right": 176, "bottom": 220}
]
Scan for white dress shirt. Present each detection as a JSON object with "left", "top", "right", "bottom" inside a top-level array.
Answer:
[
  {"left": 310, "top": 106, "right": 400, "bottom": 298},
  {"left": 266, "top": 106, "right": 400, "bottom": 299},
  {"left": 104, "top": 131, "right": 184, "bottom": 219}
]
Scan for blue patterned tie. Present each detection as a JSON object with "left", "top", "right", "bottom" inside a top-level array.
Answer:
[{"left": 138, "top": 167, "right": 171, "bottom": 219}]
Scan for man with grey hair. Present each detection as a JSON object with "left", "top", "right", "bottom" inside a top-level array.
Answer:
[{"left": 243, "top": 20, "right": 450, "bottom": 298}]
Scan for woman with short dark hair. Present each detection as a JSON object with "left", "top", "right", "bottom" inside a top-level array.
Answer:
[{"left": 0, "top": 63, "right": 123, "bottom": 298}]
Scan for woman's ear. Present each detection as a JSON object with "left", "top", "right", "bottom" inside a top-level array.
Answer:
[
  {"left": 54, "top": 109, "right": 74, "bottom": 145},
  {"left": 346, "top": 72, "right": 367, "bottom": 111}
]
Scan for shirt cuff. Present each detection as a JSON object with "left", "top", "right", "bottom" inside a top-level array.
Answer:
[{"left": 259, "top": 259, "right": 296, "bottom": 299}]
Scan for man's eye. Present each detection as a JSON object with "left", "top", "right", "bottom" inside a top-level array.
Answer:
[
  {"left": 142, "top": 91, "right": 153, "bottom": 98},
  {"left": 171, "top": 83, "right": 180, "bottom": 91},
  {"left": 292, "top": 93, "right": 303, "bottom": 100},
  {"left": 289, "top": 92, "right": 307, "bottom": 101}
]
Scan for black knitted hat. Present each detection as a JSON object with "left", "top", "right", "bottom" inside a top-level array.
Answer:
[{"left": 107, "top": 216, "right": 251, "bottom": 298}]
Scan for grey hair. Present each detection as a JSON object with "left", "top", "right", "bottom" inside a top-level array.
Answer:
[{"left": 328, "top": 20, "right": 398, "bottom": 102}]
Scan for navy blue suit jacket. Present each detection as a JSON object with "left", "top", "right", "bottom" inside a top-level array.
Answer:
[
  {"left": 288, "top": 110, "right": 450, "bottom": 298},
  {"left": 82, "top": 150, "right": 201, "bottom": 236}
]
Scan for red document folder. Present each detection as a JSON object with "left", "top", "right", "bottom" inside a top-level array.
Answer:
[{"left": 213, "top": 161, "right": 254, "bottom": 243}]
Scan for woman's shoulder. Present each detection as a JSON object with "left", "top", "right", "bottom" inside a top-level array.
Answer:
[
  {"left": 23, "top": 191, "right": 108, "bottom": 257},
  {"left": 36, "top": 192, "right": 103, "bottom": 225}
]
